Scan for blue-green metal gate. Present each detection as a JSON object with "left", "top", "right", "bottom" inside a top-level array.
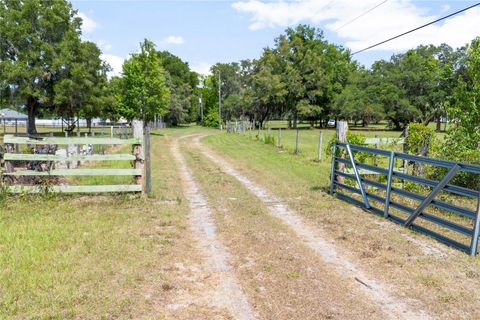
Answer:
[{"left": 330, "top": 142, "right": 480, "bottom": 256}]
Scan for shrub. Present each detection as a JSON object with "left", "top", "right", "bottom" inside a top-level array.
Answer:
[
  {"left": 405, "top": 123, "right": 438, "bottom": 156},
  {"left": 263, "top": 134, "right": 275, "bottom": 146},
  {"left": 202, "top": 108, "right": 219, "bottom": 128}
]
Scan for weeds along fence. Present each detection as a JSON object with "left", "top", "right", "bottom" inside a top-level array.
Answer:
[
  {"left": 1, "top": 134, "right": 144, "bottom": 194},
  {"left": 330, "top": 142, "right": 480, "bottom": 256}
]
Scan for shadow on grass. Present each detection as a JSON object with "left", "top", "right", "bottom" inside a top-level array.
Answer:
[{"left": 310, "top": 185, "right": 330, "bottom": 193}]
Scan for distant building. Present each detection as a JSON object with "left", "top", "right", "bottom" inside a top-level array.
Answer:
[{"left": 0, "top": 108, "right": 28, "bottom": 122}]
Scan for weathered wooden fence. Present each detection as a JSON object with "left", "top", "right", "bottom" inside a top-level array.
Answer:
[
  {"left": 330, "top": 142, "right": 480, "bottom": 256},
  {"left": 1, "top": 134, "right": 143, "bottom": 194}
]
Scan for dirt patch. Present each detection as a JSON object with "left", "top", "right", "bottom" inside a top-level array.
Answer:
[
  {"left": 169, "top": 135, "right": 256, "bottom": 320},
  {"left": 194, "top": 135, "right": 431, "bottom": 320}
]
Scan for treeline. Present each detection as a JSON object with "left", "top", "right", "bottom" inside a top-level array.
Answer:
[
  {"left": 198, "top": 25, "right": 480, "bottom": 135},
  {"left": 0, "top": 0, "right": 198, "bottom": 133}
]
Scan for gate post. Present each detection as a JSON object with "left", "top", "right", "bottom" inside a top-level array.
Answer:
[
  {"left": 336, "top": 121, "right": 348, "bottom": 184},
  {"left": 470, "top": 196, "right": 480, "bottom": 256}
]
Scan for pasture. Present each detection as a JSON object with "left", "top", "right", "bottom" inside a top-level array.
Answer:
[{"left": 1, "top": 126, "right": 480, "bottom": 319}]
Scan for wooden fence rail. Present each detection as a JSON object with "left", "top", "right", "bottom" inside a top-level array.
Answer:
[{"left": 1, "top": 134, "right": 143, "bottom": 194}]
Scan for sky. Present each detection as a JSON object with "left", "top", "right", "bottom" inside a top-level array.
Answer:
[{"left": 71, "top": 0, "right": 480, "bottom": 77}]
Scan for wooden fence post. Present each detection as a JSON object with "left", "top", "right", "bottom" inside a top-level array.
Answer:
[
  {"left": 145, "top": 124, "right": 151, "bottom": 195},
  {"left": 76, "top": 130, "right": 80, "bottom": 168},
  {"left": 317, "top": 130, "right": 323, "bottom": 162},
  {"left": 132, "top": 120, "right": 145, "bottom": 195},
  {"left": 337, "top": 121, "right": 348, "bottom": 183},
  {"left": 295, "top": 127, "right": 300, "bottom": 154},
  {"left": 278, "top": 128, "right": 282, "bottom": 148}
]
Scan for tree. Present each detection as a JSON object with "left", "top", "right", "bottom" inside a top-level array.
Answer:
[
  {"left": 250, "top": 50, "right": 286, "bottom": 128},
  {"left": 273, "top": 25, "right": 351, "bottom": 128},
  {"left": 0, "top": 0, "right": 83, "bottom": 133},
  {"left": 54, "top": 41, "right": 110, "bottom": 131},
  {"left": 446, "top": 37, "right": 480, "bottom": 150},
  {"left": 119, "top": 39, "right": 170, "bottom": 123},
  {"left": 334, "top": 67, "right": 384, "bottom": 126},
  {"left": 157, "top": 51, "right": 198, "bottom": 125}
]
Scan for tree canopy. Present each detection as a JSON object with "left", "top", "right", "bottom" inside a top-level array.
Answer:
[{"left": 118, "top": 39, "right": 170, "bottom": 123}]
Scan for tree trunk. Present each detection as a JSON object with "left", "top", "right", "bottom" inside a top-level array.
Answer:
[
  {"left": 87, "top": 118, "right": 92, "bottom": 133},
  {"left": 293, "top": 113, "right": 298, "bottom": 129},
  {"left": 26, "top": 96, "right": 38, "bottom": 134},
  {"left": 436, "top": 117, "right": 441, "bottom": 132}
]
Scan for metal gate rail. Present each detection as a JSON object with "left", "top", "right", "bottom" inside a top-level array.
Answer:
[{"left": 330, "top": 142, "right": 480, "bottom": 256}]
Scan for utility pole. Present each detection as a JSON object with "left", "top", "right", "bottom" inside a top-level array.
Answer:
[
  {"left": 218, "top": 70, "right": 222, "bottom": 130},
  {"left": 199, "top": 94, "right": 203, "bottom": 123}
]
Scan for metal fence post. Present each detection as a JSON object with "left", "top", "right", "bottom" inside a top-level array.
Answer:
[
  {"left": 329, "top": 143, "right": 337, "bottom": 195},
  {"left": 384, "top": 151, "right": 395, "bottom": 218},
  {"left": 469, "top": 196, "right": 480, "bottom": 256}
]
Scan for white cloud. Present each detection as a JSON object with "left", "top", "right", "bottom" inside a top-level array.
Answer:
[
  {"left": 159, "top": 35, "right": 185, "bottom": 46},
  {"left": 77, "top": 11, "right": 98, "bottom": 33},
  {"left": 441, "top": 4, "right": 451, "bottom": 13},
  {"left": 96, "top": 40, "right": 112, "bottom": 51},
  {"left": 232, "top": 0, "right": 480, "bottom": 52},
  {"left": 190, "top": 62, "right": 212, "bottom": 75},
  {"left": 101, "top": 54, "right": 125, "bottom": 78}
]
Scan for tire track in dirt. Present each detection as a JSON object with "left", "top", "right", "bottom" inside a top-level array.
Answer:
[
  {"left": 193, "top": 134, "right": 431, "bottom": 320},
  {"left": 170, "top": 135, "right": 257, "bottom": 320}
]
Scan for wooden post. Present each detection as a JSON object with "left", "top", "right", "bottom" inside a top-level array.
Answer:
[
  {"left": 4, "top": 143, "right": 14, "bottom": 174},
  {"left": 317, "top": 130, "right": 323, "bottom": 162},
  {"left": 374, "top": 134, "right": 379, "bottom": 166},
  {"left": 295, "top": 127, "right": 300, "bottom": 154},
  {"left": 145, "top": 124, "right": 151, "bottom": 195},
  {"left": 14, "top": 119, "right": 19, "bottom": 152},
  {"left": 76, "top": 129, "right": 81, "bottom": 168},
  {"left": 278, "top": 128, "right": 282, "bottom": 148},
  {"left": 132, "top": 120, "right": 145, "bottom": 195},
  {"left": 337, "top": 121, "right": 348, "bottom": 184}
]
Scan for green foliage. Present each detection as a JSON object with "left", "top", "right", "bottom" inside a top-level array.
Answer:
[
  {"left": 444, "top": 37, "right": 480, "bottom": 152},
  {"left": 406, "top": 123, "right": 437, "bottom": 156},
  {"left": 202, "top": 107, "right": 219, "bottom": 128},
  {"left": 158, "top": 51, "right": 198, "bottom": 126},
  {"left": 119, "top": 39, "right": 170, "bottom": 122},
  {"left": 0, "top": 0, "right": 84, "bottom": 133},
  {"left": 262, "top": 134, "right": 275, "bottom": 146},
  {"left": 54, "top": 41, "right": 110, "bottom": 126},
  {"left": 326, "top": 131, "right": 367, "bottom": 158}
]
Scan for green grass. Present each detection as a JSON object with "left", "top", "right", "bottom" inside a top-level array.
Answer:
[
  {"left": 201, "top": 129, "right": 480, "bottom": 318},
  {"left": 0, "top": 134, "right": 189, "bottom": 318}
]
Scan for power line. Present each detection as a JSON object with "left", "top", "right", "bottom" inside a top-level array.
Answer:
[
  {"left": 351, "top": 2, "right": 480, "bottom": 55},
  {"left": 335, "top": 0, "right": 389, "bottom": 32}
]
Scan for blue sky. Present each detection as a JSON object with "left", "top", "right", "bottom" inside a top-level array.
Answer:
[{"left": 71, "top": 0, "right": 480, "bottom": 76}]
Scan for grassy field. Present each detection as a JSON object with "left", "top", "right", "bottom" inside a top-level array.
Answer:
[
  {"left": 1, "top": 125, "right": 478, "bottom": 318},
  {"left": 201, "top": 131, "right": 480, "bottom": 318},
  {"left": 235, "top": 126, "right": 407, "bottom": 168},
  {"left": 0, "top": 130, "right": 201, "bottom": 318}
]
